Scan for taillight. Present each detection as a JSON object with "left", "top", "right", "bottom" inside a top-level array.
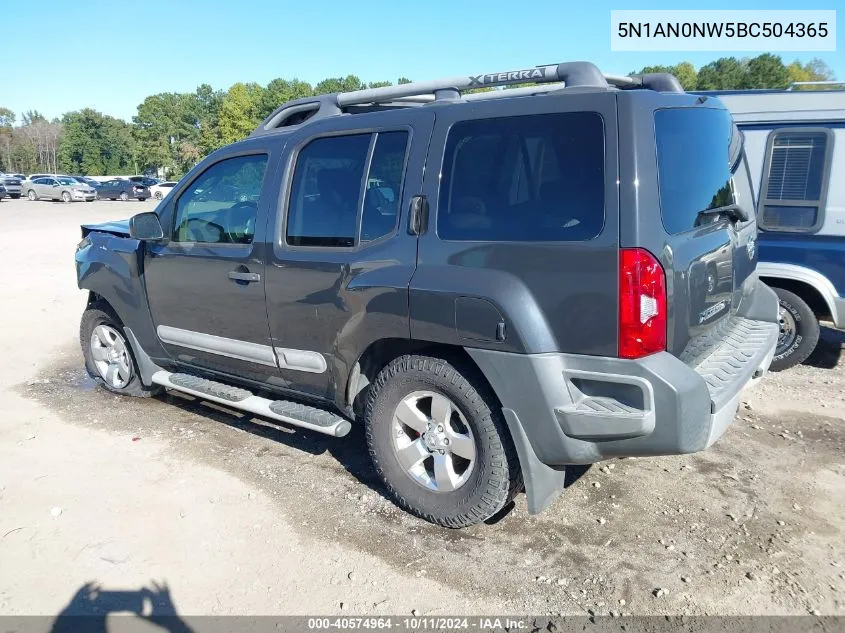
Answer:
[{"left": 619, "top": 247, "right": 666, "bottom": 359}]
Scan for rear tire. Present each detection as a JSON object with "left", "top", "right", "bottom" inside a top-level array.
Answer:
[
  {"left": 120, "top": 192, "right": 129, "bottom": 201},
  {"left": 80, "top": 305, "right": 162, "bottom": 398},
  {"left": 27, "top": 189, "right": 37, "bottom": 201},
  {"left": 365, "top": 354, "right": 522, "bottom": 527},
  {"left": 770, "top": 287, "right": 820, "bottom": 371}
]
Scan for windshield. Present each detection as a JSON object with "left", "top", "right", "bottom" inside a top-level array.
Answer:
[{"left": 655, "top": 107, "right": 752, "bottom": 234}]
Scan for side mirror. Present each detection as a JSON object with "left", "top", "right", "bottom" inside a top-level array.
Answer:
[{"left": 129, "top": 211, "right": 165, "bottom": 240}]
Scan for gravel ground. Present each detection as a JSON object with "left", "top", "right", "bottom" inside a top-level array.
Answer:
[{"left": 1, "top": 199, "right": 843, "bottom": 617}]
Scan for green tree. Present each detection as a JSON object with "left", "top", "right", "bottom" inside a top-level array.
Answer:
[
  {"left": 314, "top": 75, "right": 366, "bottom": 95},
  {"left": 744, "top": 53, "right": 789, "bottom": 89},
  {"left": 59, "top": 109, "right": 136, "bottom": 175},
  {"left": 259, "top": 78, "right": 313, "bottom": 120},
  {"left": 632, "top": 63, "right": 697, "bottom": 90},
  {"left": 786, "top": 58, "right": 835, "bottom": 87},
  {"left": 0, "top": 107, "right": 14, "bottom": 171},
  {"left": 218, "top": 82, "right": 265, "bottom": 145},
  {"left": 696, "top": 57, "right": 746, "bottom": 90},
  {"left": 397, "top": 77, "right": 412, "bottom": 85}
]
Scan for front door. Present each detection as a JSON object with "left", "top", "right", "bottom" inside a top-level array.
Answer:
[
  {"left": 144, "top": 150, "right": 279, "bottom": 381},
  {"left": 264, "top": 109, "right": 434, "bottom": 403}
]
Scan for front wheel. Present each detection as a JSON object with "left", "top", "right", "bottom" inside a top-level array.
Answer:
[
  {"left": 154, "top": 191, "right": 163, "bottom": 200},
  {"left": 80, "top": 305, "right": 162, "bottom": 397},
  {"left": 61, "top": 191, "right": 71, "bottom": 203},
  {"left": 27, "top": 189, "right": 37, "bottom": 201},
  {"left": 770, "top": 287, "right": 821, "bottom": 371},
  {"left": 365, "top": 354, "right": 522, "bottom": 527},
  {"left": 119, "top": 192, "right": 128, "bottom": 201},
  {"left": 94, "top": 191, "right": 100, "bottom": 200}
]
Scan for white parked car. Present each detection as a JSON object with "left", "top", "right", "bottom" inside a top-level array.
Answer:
[{"left": 148, "top": 181, "right": 178, "bottom": 200}]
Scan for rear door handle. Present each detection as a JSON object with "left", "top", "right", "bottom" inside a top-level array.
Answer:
[{"left": 228, "top": 271, "right": 261, "bottom": 283}]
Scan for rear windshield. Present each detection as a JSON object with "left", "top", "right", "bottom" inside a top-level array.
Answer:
[{"left": 655, "top": 108, "right": 752, "bottom": 234}]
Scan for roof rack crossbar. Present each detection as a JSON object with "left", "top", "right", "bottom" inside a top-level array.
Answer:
[{"left": 786, "top": 80, "right": 845, "bottom": 91}]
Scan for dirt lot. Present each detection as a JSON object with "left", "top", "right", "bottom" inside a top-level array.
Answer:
[{"left": 0, "top": 198, "right": 843, "bottom": 618}]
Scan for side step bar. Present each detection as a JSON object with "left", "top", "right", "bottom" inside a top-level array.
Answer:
[{"left": 150, "top": 371, "right": 352, "bottom": 438}]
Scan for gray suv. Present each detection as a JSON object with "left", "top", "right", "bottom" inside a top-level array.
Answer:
[{"left": 75, "top": 61, "right": 779, "bottom": 527}]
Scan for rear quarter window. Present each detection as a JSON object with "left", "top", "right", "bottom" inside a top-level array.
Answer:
[
  {"left": 655, "top": 107, "right": 751, "bottom": 234},
  {"left": 437, "top": 112, "right": 605, "bottom": 242}
]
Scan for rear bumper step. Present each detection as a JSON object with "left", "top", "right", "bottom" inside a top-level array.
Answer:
[{"left": 151, "top": 371, "right": 352, "bottom": 437}]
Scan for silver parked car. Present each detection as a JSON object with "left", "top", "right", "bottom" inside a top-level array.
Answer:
[{"left": 26, "top": 176, "right": 96, "bottom": 202}]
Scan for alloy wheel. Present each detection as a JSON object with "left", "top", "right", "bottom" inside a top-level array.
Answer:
[
  {"left": 391, "top": 391, "right": 476, "bottom": 492},
  {"left": 89, "top": 324, "right": 133, "bottom": 389}
]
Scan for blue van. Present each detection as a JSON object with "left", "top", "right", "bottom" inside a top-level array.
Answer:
[{"left": 714, "top": 84, "right": 845, "bottom": 370}]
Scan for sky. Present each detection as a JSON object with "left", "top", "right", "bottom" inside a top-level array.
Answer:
[{"left": 3, "top": 0, "right": 842, "bottom": 123}]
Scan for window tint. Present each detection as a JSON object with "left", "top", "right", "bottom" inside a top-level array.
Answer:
[
  {"left": 173, "top": 154, "right": 268, "bottom": 244},
  {"left": 287, "top": 134, "right": 370, "bottom": 247},
  {"left": 437, "top": 112, "right": 605, "bottom": 242},
  {"left": 759, "top": 130, "right": 831, "bottom": 232},
  {"left": 361, "top": 131, "right": 409, "bottom": 242},
  {"left": 654, "top": 108, "right": 749, "bottom": 235}
]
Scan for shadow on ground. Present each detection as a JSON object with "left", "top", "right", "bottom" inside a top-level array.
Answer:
[
  {"left": 50, "top": 581, "right": 193, "bottom": 633},
  {"left": 806, "top": 325, "right": 845, "bottom": 370}
]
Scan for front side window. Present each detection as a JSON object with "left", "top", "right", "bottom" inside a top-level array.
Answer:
[
  {"left": 654, "top": 107, "right": 752, "bottom": 235},
  {"left": 437, "top": 112, "right": 605, "bottom": 242},
  {"left": 759, "top": 129, "right": 832, "bottom": 232},
  {"left": 173, "top": 154, "right": 268, "bottom": 244}
]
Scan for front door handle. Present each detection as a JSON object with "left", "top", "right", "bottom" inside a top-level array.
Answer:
[{"left": 228, "top": 271, "right": 261, "bottom": 283}]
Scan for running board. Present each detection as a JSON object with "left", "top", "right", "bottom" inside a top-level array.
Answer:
[{"left": 150, "top": 371, "right": 352, "bottom": 437}]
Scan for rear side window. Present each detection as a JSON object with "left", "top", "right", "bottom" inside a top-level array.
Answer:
[
  {"left": 655, "top": 108, "right": 750, "bottom": 235},
  {"left": 286, "top": 131, "right": 410, "bottom": 247},
  {"left": 437, "top": 112, "right": 605, "bottom": 242},
  {"left": 758, "top": 129, "right": 833, "bottom": 232}
]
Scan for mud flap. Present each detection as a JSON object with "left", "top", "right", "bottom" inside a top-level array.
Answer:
[{"left": 502, "top": 408, "right": 568, "bottom": 514}]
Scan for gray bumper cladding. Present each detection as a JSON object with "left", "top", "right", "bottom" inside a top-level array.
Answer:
[{"left": 467, "top": 314, "right": 778, "bottom": 514}]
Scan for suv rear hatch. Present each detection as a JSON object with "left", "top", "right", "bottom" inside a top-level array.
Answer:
[{"left": 619, "top": 95, "right": 758, "bottom": 360}]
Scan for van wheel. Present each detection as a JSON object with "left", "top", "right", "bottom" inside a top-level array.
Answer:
[
  {"left": 770, "top": 288, "right": 820, "bottom": 371},
  {"left": 80, "top": 305, "right": 162, "bottom": 398},
  {"left": 365, "top": 354, "right": 522, "bottom": 528}
]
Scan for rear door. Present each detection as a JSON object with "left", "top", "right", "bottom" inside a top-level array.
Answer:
[
  {"left": 619, "top": 95, "right": 757, "bottom": 357},
  {"left": 414, "top": 92, "right": 620, "bottom": 356},
  {"left": 265, "top": 108, "right": 434, "bottom": 403}
]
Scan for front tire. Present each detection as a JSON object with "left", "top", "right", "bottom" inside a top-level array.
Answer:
[
  {"left": 61, "top": 191, "right": 71, "bottom": 203},
  {"left": 365, "top": 354, "right": 522, "bottom": 527},
  {"left": 80, "top": 305, "right": 162, "bottom": 398},
  {"left": 770, "top": 287, "right": 820, "bottom": 371}
]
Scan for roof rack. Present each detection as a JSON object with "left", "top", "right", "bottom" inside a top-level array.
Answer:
[
  {"left": 786, "top": 80, "right": 845, "bottom": 91},
  {"left": 252, "top": 61, "right": 683, "bottom": 136}
]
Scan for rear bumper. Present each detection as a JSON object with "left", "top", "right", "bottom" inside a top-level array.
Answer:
[{"left": 467, "top": 281, "right": 779, "bottom": 513}]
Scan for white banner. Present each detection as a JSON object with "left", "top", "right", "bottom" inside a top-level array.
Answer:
[{"left": 611, "top": 10, "right": 836, "bottom": 51}]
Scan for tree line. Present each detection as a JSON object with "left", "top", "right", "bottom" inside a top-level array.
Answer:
[{"left": 0, "top": 55, "right": 834, "bottom": 179}]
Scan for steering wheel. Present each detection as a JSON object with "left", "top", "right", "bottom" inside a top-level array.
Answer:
[
  {"left": 185, "top": 218, "right": 224, "bottom": 243},
  {"left": 226, "top": 201, "right": 258, "bottom": 243}
]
